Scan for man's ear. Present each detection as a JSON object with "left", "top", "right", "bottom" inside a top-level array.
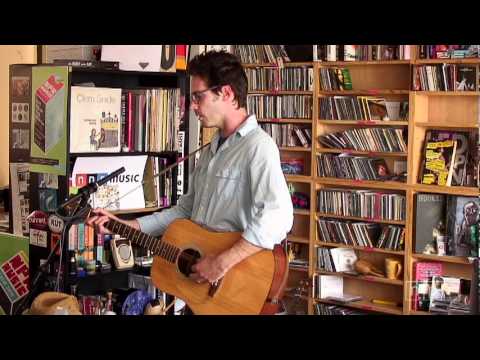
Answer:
[{"left": 221, "top": 85, "right": 235, "bottom": 103}]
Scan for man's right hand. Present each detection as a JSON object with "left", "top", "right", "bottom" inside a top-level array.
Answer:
[{"left": 86, "top": 208, "right": 140, "bottom": 235}]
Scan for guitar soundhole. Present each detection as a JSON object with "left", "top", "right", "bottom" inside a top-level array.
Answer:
[{"left": 177, "top": 248, "right": 201, "bottom": 277}]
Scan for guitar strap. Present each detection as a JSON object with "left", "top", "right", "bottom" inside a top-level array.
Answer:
[{"left": 260, "top": 241, "right": 289, "bottom": 315}]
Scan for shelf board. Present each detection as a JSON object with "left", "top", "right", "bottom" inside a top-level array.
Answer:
[
  {"left": 410, "top": 310, "right": 431, "bottom": 315},
  {"left": 317, "top": 177, "right": 408, "bottom": 190},
  {"left": 258, "top": 118, "right": 312, "bottom": 124},
  {"left": 70, "top": 151, "right": 177, "bottom": 157},
  {"left": 279, "top": 146, "right": 312, "bottom": 152},
  {"left": 111, "top": 207, "right": 164, "bottom": 215},
  {"left": 412, "top": 184, "right": 479, "bottom": 196},
  {"left": 316, "top": 270, "right": 404, "bottom": 286},
  {"left": 319, "top": 90, "right": 410, "bottom": 96},
  {"left": 316, "top": 241, "right": 405, "bottom": 255},
  {"left": 287, "top": 235, "right": 310, "bottom": 244},
  {"left": 243, "top": 62, "right": 313, "bottom": 68},
  {"left": 316, "top": 212, "right": 406, "bottom": 225},
  {"left": 317, "top": 147, "right": 407, "bottom": 157},
  {"left": 317, "top": 60, "right": 411, "bottom": 66},
  {"left": 413, "top": 91, "right": 480, "bottom": 96},
  {"left": 415, "top": 58, "right": 480, "bottom": 65},
  {"left": 318, "top": 120, "right": 409, "bottom": 126},
  {"left": 314, "top": 298, "right": 403, "bottom": 315},
  {"left": 248, "top": 90, "right": 313, "bottom": 95},
  {"left": 414, "top": 121, "right": 479, "bottom": 129},
  {"left": 289, "top": 266, "right": 309, "bottom": 272},
  {"left": 70, "top": 67, "right": 183, "bottom": 77},
  {"left": 286, "top": 175, "right": 312, "bottom": 183},
  {"left": 412, "top": 253, "right": 474, "bottom": 265},
  {"left": 294, "top": 209, "right": 310, "bottom": 216}
]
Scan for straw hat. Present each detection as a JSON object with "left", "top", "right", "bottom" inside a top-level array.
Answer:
[{"left": 29, "top": 291, "right": 82, "bottom": 315}]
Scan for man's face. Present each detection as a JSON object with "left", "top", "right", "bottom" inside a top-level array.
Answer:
[{"left": 190, "top": 76, "right": 224, "bottom": 129}]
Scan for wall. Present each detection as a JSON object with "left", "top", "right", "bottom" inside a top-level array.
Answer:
[{"left": 0, "top": 46, "right": 36, "bottom": 187}]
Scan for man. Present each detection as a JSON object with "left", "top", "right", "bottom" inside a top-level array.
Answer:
[{"left": 87, "top": 50, "right": 293, "bottom": 290}]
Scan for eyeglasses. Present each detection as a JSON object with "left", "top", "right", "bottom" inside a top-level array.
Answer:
[{"left": 190, "top": 86, "right": 221, "bottom": 104}]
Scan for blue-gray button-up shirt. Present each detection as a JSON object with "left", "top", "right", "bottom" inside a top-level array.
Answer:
[{"left": 137, "top": 115, "right": 294, "bottom": 249}]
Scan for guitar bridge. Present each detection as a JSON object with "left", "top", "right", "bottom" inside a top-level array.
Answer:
[{"left": 208, "top": 278, "right": 223, "bottom": 297}]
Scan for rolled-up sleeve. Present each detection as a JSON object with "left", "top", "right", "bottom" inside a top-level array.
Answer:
[
  {"left": 137, "top": 163, "right": 197, "bottom": 237},
  {"left": 242, "top": 140, "right": 294, "bottom": 249}
]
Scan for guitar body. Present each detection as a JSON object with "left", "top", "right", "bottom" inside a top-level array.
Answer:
[{"left": 150, "top": 219, "right": 278, "bottom": 315}]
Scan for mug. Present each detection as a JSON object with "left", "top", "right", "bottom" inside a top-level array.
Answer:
[{"left": 385, "top": 258, "right": 402, "bottom": 280}]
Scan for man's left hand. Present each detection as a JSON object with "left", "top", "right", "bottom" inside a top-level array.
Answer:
[{"left": 189, "top": 255, "right": 228, "bottom": 284}]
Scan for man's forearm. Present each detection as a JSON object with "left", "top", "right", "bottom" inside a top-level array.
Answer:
[{"left": 216, "top": 238, "right": 263, "bottom": 273}]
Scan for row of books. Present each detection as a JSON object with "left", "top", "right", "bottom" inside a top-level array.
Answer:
[
  {"left": 245, "top": 67, "right": 314, "bottom": 92},
  {"left": 315, "top": 303, "right": 367, "bottom": 315},
  {"left": 316, "top": 153, "right": 390, "bottom": 181},
  {"left": 247, "top": 95, "right": 313, "bottom": 119},
  {"left": 318, "top": 67, "right": 352, "bottom": 91},
  {"left": 318, "top": 127, "right": 407, "bottom": 153},
  {"left": 413, "top": 262, "right": 472, "bottom": 314},
  {"left": 419, "top": 130, "right": 479, "bottom": 187},
  {"left": 260, "top": 123, "right": 312, "bottom": 148},
  {"left": 415, "top": 193, "right": 479, "bottom": 257},
  {"left": 316, "top": 247, "right": 357, "bottom": 273},
  {"left": 418, "top": 45, "right": 479, "bottom": 59},
  {"left": 317, "top": 218, "right": 405, "bottom": 250},
  {"left": 314, "top": 45, "right": 412, "bottom": 62},
  {"left": 69, "top": 86, "right": 181, "bottom": 154},
  {"left": 233, "top": 45, "right": 290, "bottom": 64},
  {"left": 319, "top": 96, "right": 409, "bottom": 121},
  {"left": 412, "top": 65, "right": 478, "bottom": 92},
  {"left": 68, "top": 223, "right": 102, "bottom": 266},
  {"left": 317, "top": 188, "right": 406, "bottom": 222}
]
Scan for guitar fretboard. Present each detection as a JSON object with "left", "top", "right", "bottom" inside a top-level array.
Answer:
[{"left": 105, "top": 219, "right": 179, "bottom": 264}]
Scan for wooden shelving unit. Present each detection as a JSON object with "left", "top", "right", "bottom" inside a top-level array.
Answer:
[
  {"left": 314, "top": 49, "right": 413, "bottom": 315},
  {"left": 316, "top": 212, "right": 406, "bottom": 226},
  {"left": 205, "top": 46, "right": 479, "bottom": 315},
  {"left": 316, "top": 270, "right": 404, "bottom": 286},
  {"left": 238, "top": 54, "right": 316, "bottom": 314},
  {"left": 314, "top": 298, "right": 403, "bottom": 315},
  {"left": 317, "top": 241, "right": 405, "bottom": 256},
  {"left": 406, "top": 46, "right": 479, "bottom": 315}
]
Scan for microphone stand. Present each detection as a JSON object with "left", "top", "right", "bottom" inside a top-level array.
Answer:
[{"left": 14, "top": 168, "right": 125, "bottom": 315}]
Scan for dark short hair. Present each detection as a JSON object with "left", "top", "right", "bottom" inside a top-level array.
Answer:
[{"left": 187, "top": 50, "right": 248, "bottom": 109}]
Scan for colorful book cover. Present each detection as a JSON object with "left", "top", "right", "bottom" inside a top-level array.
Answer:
[
  {"left": 0, "top": 232, "right": 29, "bottom": 315},
  {"left": 412, "top": 262, "right": 443, "bottom": 311},
  {"left": 421, "top": 130, "right": 457, "bottom": 186},
  {"left": 70, "top": 86, "right": 122, "bottom": 153},
  {"left": 446, "top": 196, "right": 479, "bottom": 257},
  {"left": 30, "top": 66, "right": 69, "bottom": 176}
]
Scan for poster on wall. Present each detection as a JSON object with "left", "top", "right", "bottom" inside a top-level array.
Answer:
[
  {"left": 9, "top": 65, "right": 33, "bottom": 163},
  {"left": 30, "top": 66, "right": 69, "bottom": 176},
  {"left": 9, "top": 163, "right": 30, "bottom": 236},
  {"left": 71, "top": 155, "right": 148, "bottom": 210},
  {"left": 0, "top": 232, "right": 29, "bottom": 315}
]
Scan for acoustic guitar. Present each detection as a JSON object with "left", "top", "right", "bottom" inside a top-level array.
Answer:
[{"left": 104, "top": 218, "right": 288, "bottom": 315}]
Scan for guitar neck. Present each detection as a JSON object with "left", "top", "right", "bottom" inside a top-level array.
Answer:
[{"left": 105, "top": 219, "right": 179, "bottom": 263}]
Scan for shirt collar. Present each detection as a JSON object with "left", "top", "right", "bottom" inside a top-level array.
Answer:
[{"left": 210, "top": 114, "right": 258, "bottom": 154}]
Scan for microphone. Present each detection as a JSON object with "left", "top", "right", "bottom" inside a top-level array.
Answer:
[{"left": 79, "top": 167, "right": 126, "bottom": 196}]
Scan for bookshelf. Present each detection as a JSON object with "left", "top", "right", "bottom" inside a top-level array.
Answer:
[
  {"left": 407, "top": 50, "right": 479, "bottom": 314},
  {"left": 8, "top": 63, "right": 189, "bottom": 307},
  {"left": 243, "top": 57, "right": 315, "bottom": 314},
  {"left": 199, "top": 45, "right": 478, "bottom": 315},
  {"left": 312, "top": 45, "right": 479, "bottom": 315}
]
